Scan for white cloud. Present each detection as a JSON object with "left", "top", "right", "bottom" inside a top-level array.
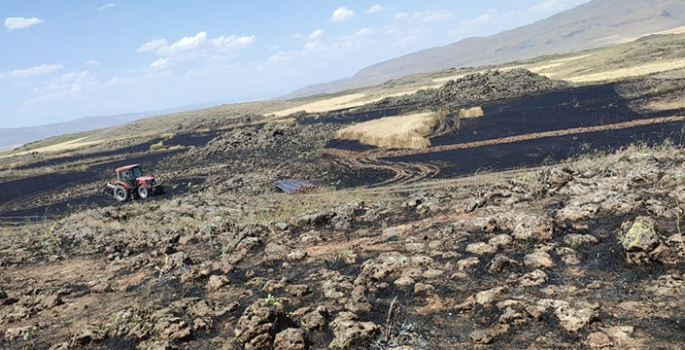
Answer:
[
  {"left": 4, "top": 17, "right": 43, "bottom": 30},
  {"left": 138, "top": 32, "right": 256, "bottom": 58},
  {"left": 307, "top": 29, "right": 325, "bottom": 41},
  {"left": 159, "top": 31, "right": 208, "bottom": 56},
  {"left": 395, "top": 12, "right": 408, "bottom": 20},
  {"left": 290, "top": 33, "right": 304, "bottom": 39},
  {"left": 270, "top": 44, "right": 280, "bottom": 51},
  {"left": 7, "top": 64, "right": 62, "bottom": 79},
  {"left": 148, "top": 58, "right": 169, "bottom": 70},
  {"left": 367, "top": 5, "right": 384, "bottom": 14},
  {"left": 412, "top": 10, "right": 454, "bottom": 23},
  {"left": 85, "top": 60, "right": 101, "bottom": 66},
  {"left": 355, "top": 28, "right": 374, "bottom": 36},
  {"left": 331, "top": 7, "right": 355, "bottom": 23},
  {"left": 99, "top": 3, "right": 116, "bottom": 10},
  {"left": 137, "top": 38, "right": 168, "bottom": 52},
  {"left": 210, "top": 34, "right": 257, "bottom": 51}
]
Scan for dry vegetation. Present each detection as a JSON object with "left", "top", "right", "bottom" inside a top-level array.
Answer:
[
  {"left": 458, "top": 106, "right": 484, "bottom": 119},
  {"left": 336, "top": 111, "right": 439, "bottom": 150}
]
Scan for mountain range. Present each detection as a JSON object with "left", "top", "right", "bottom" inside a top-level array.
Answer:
[{"left": 286, "top": 0, "right": 685, "bottom": 98}]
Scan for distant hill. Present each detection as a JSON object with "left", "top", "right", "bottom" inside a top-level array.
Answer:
[
  {"left": 0, "top": 104, "right": 215, "bottom": 151},
  {"left": 286, "top": 0, "right": 685, "bottom": 98}
]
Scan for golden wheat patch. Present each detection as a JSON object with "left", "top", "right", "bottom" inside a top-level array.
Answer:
[{"left": 337, "top": 112, "right": 438, "bottom": 150}]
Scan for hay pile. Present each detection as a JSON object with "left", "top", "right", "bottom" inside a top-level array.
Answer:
[{"left": 337, "top": 112, "right": 438, "bottom": 150}]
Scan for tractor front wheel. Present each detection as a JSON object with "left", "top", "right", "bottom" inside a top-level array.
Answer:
[
  {"left": 138, "top": 186, "right": 150, "bottom": 199},
  {"left": 113, "top": 185, "right": 128, "bottom": 202}
]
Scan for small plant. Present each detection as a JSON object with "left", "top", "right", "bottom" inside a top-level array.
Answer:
[
  {"left": 22, "top": 323, "right": 37, "bottom": 341},
  {"left": 264, "top": 294, "right": 280, "bottom": 306}
]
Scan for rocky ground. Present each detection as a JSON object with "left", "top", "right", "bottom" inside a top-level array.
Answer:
[
  {"left": 367, "top": 69, "right": 569, "bottom": 111},
  {"left": 2, "top": 141, "right": 685, "bottom": 349}
]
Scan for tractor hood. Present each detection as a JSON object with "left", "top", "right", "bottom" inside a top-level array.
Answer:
[{"left": 137, "top": 176, "right": 155, "bottom": 182}]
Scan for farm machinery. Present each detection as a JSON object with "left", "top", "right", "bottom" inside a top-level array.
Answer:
[{"left": 103, "top": 164, "right": 165, "bottom": 202}]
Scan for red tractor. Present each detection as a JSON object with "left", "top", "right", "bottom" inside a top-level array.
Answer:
[{"left": 103, "top": 164, "right": 165, "bottom": 202}]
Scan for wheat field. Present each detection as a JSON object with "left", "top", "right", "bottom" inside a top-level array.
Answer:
[{"left": 337, "top": 112, "right": 438, "bottom": 149}]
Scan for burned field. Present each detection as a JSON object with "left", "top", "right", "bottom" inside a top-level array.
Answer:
[{"left": 3, "top": 70, "right": 685, "bottom": 349}]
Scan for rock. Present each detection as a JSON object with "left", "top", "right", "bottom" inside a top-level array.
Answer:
[
  {"left": 163, "top": 252, "right": 190, "bottom": 273},
  {"left": 556, "top": 202, "right": 601, "bottom": 222},
  {"left": 287, "top": 249, "right": 307, "bottom": 261},
  {"left": 518, "top": 269, "right": 549, "bottom": 287},
  {"left": 466, "top": 242, "right": 497, "bottom": 255},
  {"left": 394, "top": 276, "right": 415, "bottom": 287},
  {"left": 469, "top": 329, "right": 493, "bottom": 344},
  {"left": 457, "top": 257, "right": 480, "bottom": 270},
  {"left": 512, "top": 215, "right": 554, "bottom": 241},
  {"left": 40, "top": 294, "right": 62, "bottom": 310},
  {"left": 285, "top": 284, "right": 310, "bottom": 297},
  {"left": 563, "top": 234, "right": 598, "bottom": 247},
  {"left": 650, "top": 243, "right": 679, "bottom": 264},
  {"left": 330, "top": 313, "right": 380, "bottom": 349},
  {"left": 524, "top": 251, "right": 555, "bottom": 269},
  {"left": 90, "top": 282, "right": 112, "bottom": 294},
  {"left": 488, "top": 234, "right": 513, "bottom": 248},
  {"left": 235, "top": 299, "right": 287, "bottom": 350},
  {"left": 489, "top": 254, "right": 517, "bottom": 274},
  {"left": 600, "top": 326, "right": 634, "bottom": 345},
  {"left": 276, "top": 222, "right": 289, "bottom": 231},
  {"left": 554, "top": 303, "right": 599, "bottom": 332},
  {"left": 414, "top": 283, "right": 435, "bottom": 294},
  {"left": 206, "top": 275, "right": 230, "bottom": 292},
  {"left": 297, "top": 306, "right": 328, "bottom": 331},
  {"left": 622, "top": 216, "right": 659, "bottom": 251},
  {"left": 475, "top": 287, "right": 508, "bottom": 305},
  {"left": 70, "top": 325, "right": 104, "bottom": 347},
  {"left": 346, "top": 286, "right": 373, "bottom": 313},
  {"left": 274, "top": 328, "right": 307, "bottom": 350},
  {"left": 585, "top": 332, "right": 612, "bottom": 348}
]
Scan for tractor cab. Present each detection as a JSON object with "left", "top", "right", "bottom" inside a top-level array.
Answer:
[{"left": 103, "top": 164, "right": 165, "bottom": 202}]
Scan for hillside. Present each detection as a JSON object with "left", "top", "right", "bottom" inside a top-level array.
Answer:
[
  {"left": 0, "top": 104, "right": 216, "bottom": 151},
  {"left": 286, "top": 0, "right": 685, "bottom": 98}
]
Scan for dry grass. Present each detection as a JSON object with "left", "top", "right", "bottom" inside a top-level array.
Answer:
[
  {"left": 458, "top": 106, "right": 484, "bottom": 119},
  {"left": 4, "top": 137, "right": 103, "bottom": 157},
  {"left": 337, "top": 112, "right": 438, "bottom": 150},
  {"left": 566, "top": 58, "right": 685, "bottom": 83}
]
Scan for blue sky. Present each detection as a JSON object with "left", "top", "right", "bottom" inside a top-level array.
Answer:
[{"left": 0, "top": 0, "right": 590, "bottom": 127}]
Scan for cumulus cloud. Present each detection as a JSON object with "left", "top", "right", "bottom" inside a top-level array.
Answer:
[
  {"left": 159, "top": 31, "right": 208, "bottom": 55},
  {"left": 412, "top": 10, "right": 454, "bottom": 23},
  {"left": 331, "top": 7, "right": 355, "bottom": 23},
  {"left": 137, "top": 38, "right": 168, "bottom": 52},
  {"left": 138, "top": 32, "right": 256, "bottom": 57},
  {"left": 85, "top": 60, "right": 101, "bottom": 66},
  {"left": 148, "top": 58, "right": 170, "bottom": 70},
  {"left": 4, "top": 17, "right": 43, "bottom": 30},
  {"left": 307, "top": 29, "right": 325, "bottom": 41},
  {"left": 99, "top": 3, "right": 116, "bottom": 10},
  {"left": 367, "top": 5, "right": 384, "bottom": 14},
  {"left": 7, "top": 64, "right": 62, "bottom": 79},
  {"left": 395, "top": 12, "right": 408, "bottom": 20},
  {"left": 355, "top": 28, "right": 374, "bottom": 36}
]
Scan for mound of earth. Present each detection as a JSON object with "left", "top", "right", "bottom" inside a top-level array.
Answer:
[
  {"left": 157, "top": 123, "right": 341, "bottom": 195},
  {"left": 433, "top": 68, "right": 568, "bottom": 107},
  {"left": 367, "top": 69, "right": 568, "bottom": 111}
]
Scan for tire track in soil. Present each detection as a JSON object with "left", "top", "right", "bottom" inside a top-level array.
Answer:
[{"left": 323, "top": 115, "right": 685, "bottom": 191}]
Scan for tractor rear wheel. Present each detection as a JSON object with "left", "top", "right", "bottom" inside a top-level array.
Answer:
[
  {"left": 113, "top": 185, "right": 128, "bottom": 202},
  {"left": 138, "top": 186, "right": 149, "bottom": 199}
]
